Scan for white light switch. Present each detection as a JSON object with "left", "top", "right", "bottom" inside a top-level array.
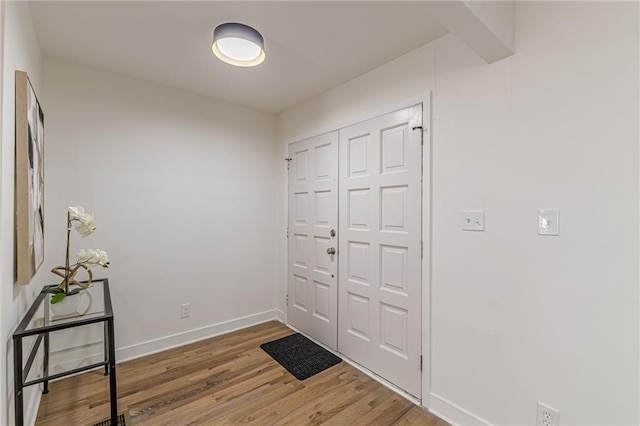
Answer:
[
  {"left": 462, "top": 210, "right": 484, "bottom": 231},
  {"left": 538, "top": 209, "right": 559, "bottom": 236}
]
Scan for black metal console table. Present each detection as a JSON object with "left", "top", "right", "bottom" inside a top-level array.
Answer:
[{"left": 13, "top": 278, "right": 117, "bottom": 426}]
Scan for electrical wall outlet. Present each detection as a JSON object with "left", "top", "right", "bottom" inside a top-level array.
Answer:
[
  {"left": 181, "top": 303, "right": 191, "bottom": 319},
  {"left": 538, "top": 209, "right": 559, "bottom": 236},
  {"left": 462, "top": 210, "right": 485, "bottom": 231},
  {"left": 537, "top": 402, "right": 559, "bottom": 426}
]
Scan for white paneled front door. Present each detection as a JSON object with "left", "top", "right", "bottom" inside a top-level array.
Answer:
[
  {"left": 337, "top": 105, "right": 423, "bottom": 397},
  {"left": 287, "top": 132, "right": 339, "bottom": 350}
]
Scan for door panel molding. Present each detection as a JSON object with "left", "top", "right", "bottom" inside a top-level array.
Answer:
[
  {"left": 338, "top": 104, "right": 423, "bottom": 398},
  {"left": 287, "top": 132, "right": 339, "bottom": 350}
]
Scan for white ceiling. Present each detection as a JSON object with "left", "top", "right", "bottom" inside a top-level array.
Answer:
[{"left": 29, "top": 1, "right": 449, "bottom": 113}]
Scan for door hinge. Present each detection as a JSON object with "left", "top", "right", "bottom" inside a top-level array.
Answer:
[
  {"left": 285, "top": 157, "right": 292, "bottom": 171},
  {"left": 286, "top": 226, "right": 289, "bottom": 239},
  {"left": 286, "top": 294, "right": 289, "bottom": 306},
  {"left": 420, "top": 355, "right": 423, "bottom": 371}
]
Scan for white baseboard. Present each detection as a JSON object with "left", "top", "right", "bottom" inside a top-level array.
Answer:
[
  {"left": 117, "top": 309, "right": 280, "bottom": 363},
  {"left": 285, "top": 323, "right": 421, "bottom": 406},
  {"left": 47, "top": 310, "right": 282, "bottom": 372},
  {"left": 429, "top": 393, "right": 492, "bottom": 426},
  {"left": 275, "top": 309, "right": 285, "bottom": 322},
  {"left": 341, "top": 355, "right": 421, "bottom": 406},
  {"left": 49, "top": 342, "right": 104, "bottom": 375}
]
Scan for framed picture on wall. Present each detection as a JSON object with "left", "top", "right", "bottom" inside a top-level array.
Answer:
[{"left": 16, "top": 70, "right": 45, "bottom": 285}]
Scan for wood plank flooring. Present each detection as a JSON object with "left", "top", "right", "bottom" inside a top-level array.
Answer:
[{"left": 36, "top": 321, "right": 448, "bottom": 425}]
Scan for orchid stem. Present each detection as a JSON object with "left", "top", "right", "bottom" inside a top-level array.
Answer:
[{"left": 64, "top": 211, "right": 71, "bottom": 294}]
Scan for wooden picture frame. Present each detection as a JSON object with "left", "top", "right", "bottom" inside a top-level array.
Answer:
[{"left": 16, "top": 71, "right": 45, "bottom": 285}]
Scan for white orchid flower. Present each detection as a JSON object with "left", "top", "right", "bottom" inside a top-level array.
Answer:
[
  {"left": 75, "top": 215, "right": 96, "bottom": 237},
  {"left": 77, "top": 249, "right": 109, "bottom": 268},
  {"left": 56, "top": 206, "right": 111, "bottom": 301},
  {"left": 92, "top": 249, "right": 110, "bottom": 267},
  {"left": 77, "top": 249, "right": 92, "bottom": 263},
  {"left": 68, "top": 206, "right": 85, "bottom": 220},
  {"left": 69, "top": 206, "right": 97, "bottom": 236}
]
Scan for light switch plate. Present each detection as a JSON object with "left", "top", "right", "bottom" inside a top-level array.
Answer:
[
  {"left": 538, "top": 209, "right": 559, "bottom": 236},
  {"left": 462, "top": 210, "right": 484, "bottom": 231}
]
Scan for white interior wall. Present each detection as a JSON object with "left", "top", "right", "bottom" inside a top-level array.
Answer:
[
  {"left": 278, "top": 2, "right": 639, "bottom": 425},
  {"left": 40, "top": 58, "right": 281, "bottom": 367},
  {"left": 431, "top": 3, "right": 638, "bottom": 424},
  {"left": 0, "top": 2, "right": 44, "bottom": 425}
]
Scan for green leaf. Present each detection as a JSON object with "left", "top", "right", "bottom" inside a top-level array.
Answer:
[
  {"left": 68, "top": 288, "right": 81, "bottom": 296},
  {"left": 51, "top": 293, "right": 67, "bottom": 304}
]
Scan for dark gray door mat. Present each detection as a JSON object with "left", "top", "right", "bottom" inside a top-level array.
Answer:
[{"left": 260, "top": 333, "right": 342, "bottom": 380}]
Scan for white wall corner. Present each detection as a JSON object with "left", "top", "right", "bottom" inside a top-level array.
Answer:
[
  {"left": 115, "top": 309, "right": 280, "bottom": 363},
  {"left": 425, "top": 0, "right": 514, "bottom": 63},
  {"left": 429, "top": 393, "right": 493, "bottom": 426}
]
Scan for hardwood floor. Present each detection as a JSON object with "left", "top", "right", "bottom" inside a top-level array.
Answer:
[{"left": 36, "top": 321, "right": 448, "bottom": 425}]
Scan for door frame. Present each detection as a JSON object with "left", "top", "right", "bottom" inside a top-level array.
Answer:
[{"left": 283, "top": 92, "right": 432, "bottom": 407}]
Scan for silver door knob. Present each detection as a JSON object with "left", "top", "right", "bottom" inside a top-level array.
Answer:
[{"left": 327, "top": 247, "right": 336, "bottom": 255}]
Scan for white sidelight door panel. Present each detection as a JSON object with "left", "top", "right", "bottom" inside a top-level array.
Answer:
[
  {"left": 288, "top": 132, "right": 339, "bottom": 350},
  {"left": 338, "top": 105, "right": 422, "bottom": 397}
]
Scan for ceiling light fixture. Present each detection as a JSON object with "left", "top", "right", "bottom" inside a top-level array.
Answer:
[{"left": 212, "top": 22, "right": 265, "bottom": 67}]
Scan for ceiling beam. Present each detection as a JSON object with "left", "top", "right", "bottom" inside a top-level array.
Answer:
[{"left": 426, "top": 1, "right": 514, "bottom": 64}]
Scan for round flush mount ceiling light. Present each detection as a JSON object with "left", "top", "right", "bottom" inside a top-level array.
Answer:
[{"left": 212, "top": 22, "right": 265, "bottom": 67}]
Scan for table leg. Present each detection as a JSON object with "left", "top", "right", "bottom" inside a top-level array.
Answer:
[
  {"left": 107, "top": 318, "right": 118, "bottom": 424},
  {"left": 103, "top": 321, "right": 109, "bottom": 375},
  {"left": 43, "top": 332, "right": 50, "bottom": 394},
  {"left": 13, "top": 337, "right": 24, "bottom": 426}
]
